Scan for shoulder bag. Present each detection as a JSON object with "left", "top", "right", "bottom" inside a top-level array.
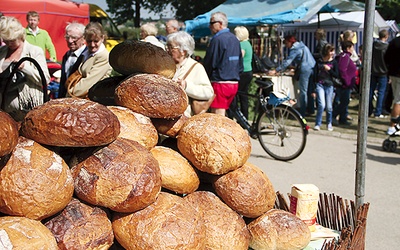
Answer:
[
  {"left": 65, "top": 70, "right": 83, "bottom": 97},
  {"left": 332, "top": 55, "right": 350, "bottom": 88},
  {"left": 183, "top": 62, "right": 216, "bottom": 115}
]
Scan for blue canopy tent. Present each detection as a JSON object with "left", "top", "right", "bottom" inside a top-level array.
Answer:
[
  {"left": 184, "top": 0, "right": 366, "bottom": 38},
  {"left": 185, "top": 0, "right": 331, "bottom": 38}
]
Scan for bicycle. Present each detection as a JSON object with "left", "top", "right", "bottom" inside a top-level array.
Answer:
[{"left": 228, "top": 77, "right": 309, "bottom": 161}]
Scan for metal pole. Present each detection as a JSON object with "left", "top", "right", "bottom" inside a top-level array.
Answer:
[{"left": 355, "top": 0, "right": 376, "bottom": 209}]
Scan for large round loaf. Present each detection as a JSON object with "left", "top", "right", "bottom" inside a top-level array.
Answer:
[
  {"left": 0, "top": 111, "right": 19, "bottom": 157},
  {"left": 88, "top": 75, "right": 126, "bottom": 106},
  {"left": 115, "top": 74, "right": 188, "bottom": 119},
  {"left": 108, "top": 106, "right": 158, "bottom": 149},
  {"left": 177, "top": 113, "right": 251, "bottom": 175},
  {"left": 184, "top": 191, "right": 250, "bottom": 250},
  {"left": 150, "top": 146, "right": 199, "bottom": 194},
  {"left": 112, "top": 192, "right": 205, "bottom": 250},
  {"left": 71, "top": 137, "right": 161, "bottom": 213},
  {"left": 21, "top": 98, "right": 120, "bottom": 147},
  {"left": 44, "top": 198, "right": 114, "bottom": 250},
  {"left": 109, "top": 40, "right": 176, "bottom": 78},
  {"left": 0, "top": 137, "right": 74, "bottom": 220},
  {"left": 0, "top": 216, "right": 58, "bottom": 249},
  {"left": 213, "top": 162, "right": 276, "bottom": 218},
  {"left": 248, "top": 209, "right": 311, "bottom": 250}
]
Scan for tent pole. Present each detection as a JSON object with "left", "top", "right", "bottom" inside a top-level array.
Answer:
[{"left": 355, "top": 0, "right": 376, "bottom": 209}]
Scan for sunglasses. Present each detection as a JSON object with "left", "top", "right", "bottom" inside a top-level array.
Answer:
[{"left": 209, "top": 21, "right": 220, "bottom": 25}]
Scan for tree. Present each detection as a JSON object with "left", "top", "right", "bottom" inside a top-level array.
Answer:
[
  {"left": 357, "top": 0, "right": 400, "bottom": 23},
  {"left": 105, "top": 0, "right": 225, "bottom": 27}
]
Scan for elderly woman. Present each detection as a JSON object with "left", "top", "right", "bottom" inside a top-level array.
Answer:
[
  {"left": 66, "top": 22, "right": 112, "bottom": 98},
  {"left": 0, "top": 16, "right": 50, "bottom": 121},
  {"left": 166, "top": 31, "right": 214, "bottom": 116},
  {"left": 140, "top": 23, "right": 165, "bottom": 50}
]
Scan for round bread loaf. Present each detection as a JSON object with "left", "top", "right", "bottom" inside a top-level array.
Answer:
[
  {"left": 0, "top": 216, "right": 58, "bottom": 249},
  {"left": 177, "top": 113, "right": 251, "bottom": 175},
  {"left": 151, "top": 114, "right": 189, "bottom": 138},
  {"left": 0, "top": 137, "right": 74, "bottom": 220},
  {"left": 88, "top": 75, "right": 127, "bottom": 106},
  {"left": 21, "top": 98, "right": 120, "bottom": 147},
  {"left": 213, "top": 162, "right": 276, "bottom": 218},
  {"left": 112, "top": 192, "right": 205, "bottom": 250},
  {"left": 0, "top": 111, "right": 19, "bottom": 157},
  {"left": 150, "top": 146, "right": 199, "bottom": 194},
  {"left": 115, "top": 73, "right": 188, "bottom": 119},
  {"left": 184, "top": 191, "right": 250, "bottom": 250},
  {"left": 44, "top": 198, "right": 114, "bottom": 249},
  {"left": 71, "top": 137, "right": 161, "bottom": 213},
  {"left": 248, "top": 209, "right": 311, "bottom": 250},
  {"left": 109, "top": 40, "right": 176, "bottom": 78},
  {"left": 108, "top": 106, "right": 158, "bottom": 149}
]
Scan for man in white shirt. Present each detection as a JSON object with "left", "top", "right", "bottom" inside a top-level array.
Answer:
[{"left": 58, "top": 22, "right": 87, "bottom": 98}]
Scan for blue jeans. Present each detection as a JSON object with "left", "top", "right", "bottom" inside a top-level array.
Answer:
[
  {"left": 315, "top": 83, "right": 334, "bottom": 126},
  {"left": 369, "top": 75, "right": 388, "bottom": 116},
  {"left": 298, "top": 67, "right": 314, "bottom": 116},
  {"left": 333, "top": 87, "right": 351, "bottom": 123}
]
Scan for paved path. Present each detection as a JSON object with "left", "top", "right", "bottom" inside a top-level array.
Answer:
[{"left": 248, "top": 132, "right": 400, "bottom": 249}]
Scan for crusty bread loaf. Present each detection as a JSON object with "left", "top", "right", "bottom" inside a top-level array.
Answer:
[
  {"left": 108, "top": 106, "right": 158, "bottom": 149},
  {"left": 150, "top": 146, "right": 199, "bottom": 194},
  {"left": 184, "top": 191, "right": 250, "bottom": 250},
  {"left": 177, "top": 113, "right": 251, "bottom": 175},
  {"left": 213, "top": 162, "right": 276, "bottom": 218},
  {"left": 88, "top": 75, "right": 127, "bottom": 106},
  {"left": 44, "top": 198, "right": 114, "bottom": 249},
  {"left": 71, "top": 137, "right": 161, "bottom": 213},
  {"left": 115, "top": 73, "right": 188, "bottom": 119},
  {"left": 109, "top": 40, "right": 176, "bottom": 78},
  {"left": 0, "top": 111, "right": 19, "bottom": 157},
  {"left": 248, "top": 209, "right": 311, "bottom": 250},
  {"left": 21, "top": 98, "right": 120, "bottom": 147},
  {"left": 151, "top": 115, "right": 189, "bottom": 138},
  {"left": 0, "top": 136, "right": 74, "bottom": 220},
  {"left": 0, "top": 216, "right": 58, "bottom": 249},
  {"left": 112, "top": 192, "right": 205, "bottom": 250}
]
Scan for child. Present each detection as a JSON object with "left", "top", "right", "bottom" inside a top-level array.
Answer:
[{"left": 48, "top": 69, "right": 61, "bottom": 99}]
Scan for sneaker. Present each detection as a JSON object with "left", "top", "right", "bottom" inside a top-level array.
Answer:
[
  {"left": 387, "top": 126, "right": 400, "bottom": 135},
  {"left": 374, "top": 114, "right": 387, "bottom": 118},
  {"left": 327, "top": 124, "right": 333, "bottom": 131},
  {"left": 313, "top": 125, "right": 320, "bottom": 131}
]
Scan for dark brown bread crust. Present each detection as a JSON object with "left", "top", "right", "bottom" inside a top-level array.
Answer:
[
  {"left": 112, "top": 192, "right": 205, "bottom": 250},
  {"left": 151, "top": 114, "right": 189, "bottom": 138},
  {"left": 115, "top": 74, "right": 188, "bottom": 119},
  {"left": 109, "top": 40, "right": 176, "bottom": 78},
  {"left": 21, "top": 98, "right": 120, "bottom": 147},
  {"left": 0, "top": 111, "right": 19, "bottom": 157},
  {"left": 44, "top": 198, "right": 114, "bottom": 250},
  {"left": 71, "top": 137, "right": 162, "bottom": 213},
  {"left": 213, "top": 162, "right": 276, "bottom": 218}
]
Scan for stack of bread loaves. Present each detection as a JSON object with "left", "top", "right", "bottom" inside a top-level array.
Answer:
[{"left": 0, "top": 41, "right": 312, "bottom": 250}]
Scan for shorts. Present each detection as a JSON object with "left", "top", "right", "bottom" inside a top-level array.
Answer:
[
  {"left": 210, "top": 81, "right": 238, "bottom": 109},
  {"left": 391, "top": 76, "right": 400, "bottom": 104}
]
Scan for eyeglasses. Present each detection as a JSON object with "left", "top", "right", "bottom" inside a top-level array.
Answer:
[
  {"left": 64, "top": 35, "right": 83, "bottom": 42},
  {"left": 166, "top": 45, "right": 180, "bottom": 52},
  {"left": 209, "top": 21, "right": 220, "bottom": 25}
]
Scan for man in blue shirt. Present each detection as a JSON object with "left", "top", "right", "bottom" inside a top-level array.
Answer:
[{"left": 203, "top": 12, "right": 243, "bottom": 116}]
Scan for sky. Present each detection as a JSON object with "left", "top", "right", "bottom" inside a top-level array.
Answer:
[{"left": 82, "top": 0, "right": 174, "bottom": 19}]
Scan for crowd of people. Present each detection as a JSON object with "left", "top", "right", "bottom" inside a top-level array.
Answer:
[{"left": 0, "top": 10, "right": 399, "bottom": 136}]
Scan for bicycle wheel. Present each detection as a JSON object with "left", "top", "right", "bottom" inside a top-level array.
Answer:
[{"left": 257, "top": 105, "right": 307, "bottom": 161}]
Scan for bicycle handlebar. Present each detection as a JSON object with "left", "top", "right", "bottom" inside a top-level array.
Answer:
[{"left": 254, "top": 79, "right": 274, "bottom": 90}]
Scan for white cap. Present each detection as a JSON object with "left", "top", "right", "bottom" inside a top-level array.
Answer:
[{"left": 53, "top": 70, "right": 61, "bottom": 78}]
